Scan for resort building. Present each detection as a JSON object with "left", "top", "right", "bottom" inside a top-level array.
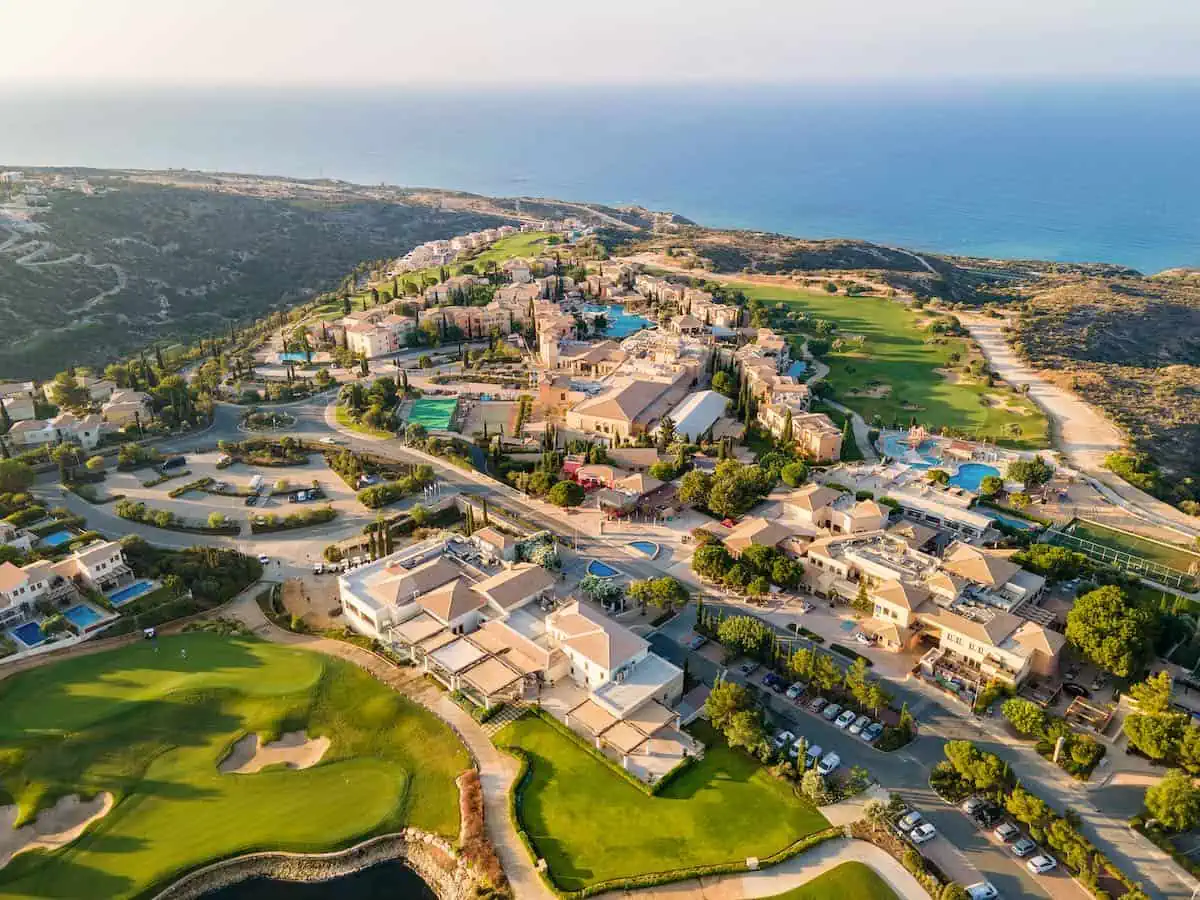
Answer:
[
  {"left": 0, "top": 540, "right": 130, "bottom": 631},
  {"left": 6, "top": 412, "right": 103, "bottom": 450},
  {"left": 101, "top": 390, "right": 153, "bottom": 426},
  {"left": 653, "top": 390, "right": 730, "bottom": 443}
]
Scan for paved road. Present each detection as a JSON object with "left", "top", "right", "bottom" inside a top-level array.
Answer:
[{"left": 104, "top": 393, "right": 1194, "bottom": 900}]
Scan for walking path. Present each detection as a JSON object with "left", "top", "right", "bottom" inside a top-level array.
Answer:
[
  {"left": 961, "top": 313, "right": 1199, "bottom": 539},
  {"left": 801, "top": 345, "right": 877, "bottom": 463}
]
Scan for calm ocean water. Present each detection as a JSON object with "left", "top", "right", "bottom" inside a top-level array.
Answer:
[
  {"left": 1, "top": 84, "right": 1198, "bottom": 272},
  {"left": 200, "top": 860, "right": 436, "bottom": 899}
]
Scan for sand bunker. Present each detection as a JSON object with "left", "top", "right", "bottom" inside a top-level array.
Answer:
[
  {"left": 847, "top": 384, "right": 892, "bottom": 399},
  {"left": 0, "top": 792, "right": 114, "bottom": 869},
  {"left": 219, "top": 731, "right": 331, "bottom": 775}
]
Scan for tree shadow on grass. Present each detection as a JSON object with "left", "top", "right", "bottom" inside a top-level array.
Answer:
[{"left": 0, "top": 852, "right": 136, "bottom": 898}]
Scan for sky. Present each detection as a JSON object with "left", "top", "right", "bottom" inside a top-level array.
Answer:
[{"left": 3, "top": 0, "right": 1199, "bottom": 88}]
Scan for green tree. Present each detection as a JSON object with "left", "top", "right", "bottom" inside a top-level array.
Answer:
[
  {"left": 789, "top": 647, "right": 814, "bottom": 679},
  {"left": 780, "top": 461, "right": 808, "bottom": 488},
  {"left": 1005, "top": 785, "right": 1051, "bottom": 826},
  {"left": 725, "top": 709, "right": 767, "bottom": 753},
  {"left": 801, "top": 769, "right": 832, "bottom": 805},
  {"left": 940, "top": 884, "right": 971, "bottom": 900},
  {"left": 1008, "top": 457, "right": 1054, "bottom": 487},
  {"left": 811, "top": 653, "right": 843, "bottom": 692},
  {"left": 978, "top": 475, "right": 1003, "bottom": 498},
  {"left": 1124, "top": 712, "right": 1188, "bottom": 760},
  {"left": 547, "top": 480, "right": 585, "bottom": 507},
  {"left": 712, "top": 371, "right": 736, "bottom": 397},
  {"left": 746, "top": 575, "right": 770, "bottom": 599},
  {"left": 944, "top": 740, "right": 1008, "bottom": 790},
  {"left": 0, "top": 459, "right": 34, "bottom": 493},
  {"left": 678, "top": 469, "right": 713, "bottom": 507},
  {"left": 1002, "top": 698, "right": 1048, "bottom": 737},
  {"left": 1178, "top": 726, "right": 1200, "bottom": 775},
  {"left": 691, "top": 542, "right": 732, "bottom": 581},
  {"left": 1145, "top": 769, "right": 1200, "bottom": 832},
  {"left": 1066, "top": 585, "right": 1158, "bottom": 677},
  {"left": 1013, "top": 544, "right": 1089, "bottom": 581},
  {"left": 206, "top": 512, "right": 228, "bottom": 529},
  {"left": 844, "top": 657, "right": 870, "bottom": 705},
  {"left": 705, "top": 679, "right": 753, "bottom": 731},
  {"left": 852, "top": 580, "right": 872, "bottom": 614},
  {"left": 1129, "top": 671, "right": 1174, "bottom": 714},
  {"left": 84, "top": 455, "right": 106, "bottom": 474},
  {"left": 717, "top": 615, "right": 773, "bottom": 657}
]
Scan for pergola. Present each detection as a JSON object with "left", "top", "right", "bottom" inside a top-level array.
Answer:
[{"left": 564, "top": 697, "right": 681, "bottom": 771}]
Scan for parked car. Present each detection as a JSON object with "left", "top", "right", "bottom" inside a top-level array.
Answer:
[
  {"left": 804, "top": 744, "right": 823, "bottom": 769},
  {"left": 966, "top": 882, "right": 998, "bottom": 900},
  {"left": 687, "top": 634, "right": 707, "bottom": 650},
  {"left": 822, "top": 703, "right": 843, "bottom": 721},
  {"left": 799, "top": 601, "right": 815, "bottom": 613},
  {"left": 1062, "top": 682, "right": 1090, "bottom": 699},
  {"left": 1026, "top": 855, "right": 1057, "bottom": 875},
  {"left": 910, "top": 823, "right": 937, "bottom": 844},
  {"left": 973, "top": 804, "right": 1002, "bottom": 827},
  {"left": 835, "top": 709, "right": 856, "bottom": 729},
  {"left": 961, "top": 797, "right": 985, "bottom": 816},
  {"left": 898, "top": 811, "right": 923, "bottom": 832},
  {"left": 816, "top": 752, "right": 840, "bottom": 775},
  {"left": 1011, "top": 838, "right": 1037, "bottom": 858},
  {"left": 863, "top": 722, "right": 884, "bottom": 742},
  {"left": 809, "top": 697, "right": 829, "bottom": 713},
  {"left": 764, "top": 673, "right": 787, "bottom": 693},
  {"left": 162, "top": 455, "right": 186, "bottom": 470},
  {"left": 257, "top": 554, "right": 270, "bottom": 565},
  {"left": 786, "top": 682, "right": 805, "bottom": 700},
  {"left": 739, "top": 661, "right": 759, "bottom": 676},
  {"left": 312, "top": 563, "right": 324, "bottom": 575},
  {"left": 993, "top": 822, "right": 1020, "bottom": 842},
  {"left": 854, "top": 631, "right": 873, "bottom": 645},
  {"left": 849, "top": 714, "right": 870, "bottom": 735},
  {"left": 772, "top": 730, "right": 796, "bottom": 751},
  {"left": 788, "top": 738, "right": 806, "bottom": 759}
]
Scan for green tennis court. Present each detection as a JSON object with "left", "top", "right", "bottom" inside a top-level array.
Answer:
[{"left": 408, "top": 398, "right": 458, "bottom": 431}]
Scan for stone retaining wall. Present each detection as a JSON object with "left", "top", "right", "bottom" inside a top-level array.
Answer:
[{"left": 150, "top": 828, "right": 478, "bottom": 900}]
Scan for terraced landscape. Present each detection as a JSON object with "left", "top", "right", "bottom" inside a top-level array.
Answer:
[{"left": 0, "top": 632, "right": 469, "bottom": 899}]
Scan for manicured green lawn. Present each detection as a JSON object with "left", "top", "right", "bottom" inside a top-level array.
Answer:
[
  {"left": 758, "top": 861, "right": 899, "bottom": 900},
  {"left": 335, "top": 403, "right": 393, "bottom": 439},
  {"left": 0, "top": 633, "right": 469, "bottom": 900},
  {"left": 738, "top": 283, "right": 1048, "bottom": 448},
  {"left": 497, "top": 717, "right": 829, "bottom": 891}
]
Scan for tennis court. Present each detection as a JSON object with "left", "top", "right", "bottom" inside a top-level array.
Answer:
[{"left": 408, "top": 398, "right": 458, "bottom": 431}]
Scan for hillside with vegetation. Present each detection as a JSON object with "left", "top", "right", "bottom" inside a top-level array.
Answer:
[
  {"left": 1010, "top": 276, "right": 1200, "bottom": 512},
  {"left": 0, "top": 173, "right": 512, "bottom": 377}
]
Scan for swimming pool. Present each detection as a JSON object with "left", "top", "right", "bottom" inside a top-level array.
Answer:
[
  {"left": 11, "top": 621, "right": 45, "bottom": 648},
  {"left": 64, "top": 604, "right": 104, "bottom": 629},
  {"left": 587, "top": 560, "right": 620, "bottom": 578},
  {"left": 880, "top": 433, "right": 941, "bottom": 465},
  {"left": 583, "top": 303, "right": 653, "bottom": 339},
  {"left": 992, "top": 513, "right": 1036, "bottom": 532},
  {"left": 39, "top": 530, "right": 74, "bottom": 548},
  {"left": 629, "top": 540, "right": 660, "bottom": 559},
  {"left": 949, "top": 463, "right": 1001, "bottom": 493},
  {"left": 408, "top": 398, "right": 458, "bottom": 431},
  {"left": 278, "top": 351, "right": 312, "bottom": 364},
  {"left": 108, "top": 579, "right": 156, "bottom": 606},
  {"left": 786, "top": 360, "right": 809, "bottom": 378}
]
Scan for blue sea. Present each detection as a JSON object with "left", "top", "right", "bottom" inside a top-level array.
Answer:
[{"left": 2, "top": 83, "right": 1198, "bottom": 272}]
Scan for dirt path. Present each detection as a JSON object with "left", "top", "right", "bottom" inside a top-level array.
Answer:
[{"left": 961, "top": 313, "right": 1199, "bottom": 539}]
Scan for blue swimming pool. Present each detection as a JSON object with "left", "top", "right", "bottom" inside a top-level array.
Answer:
[
  {"left": 278, "top": 351, "right": 312, "bottom": 364},
  {"left": 39, "top": 530, "right": 74, "bottom": 548},
  {"left": 787, "top": 360, "right": 809, "bottom": 378},
  {"left": 64, "top": 604, "right": 104, "bottom": 629},
  {"left": 11, "top": 621, "right": 45, "bottom": 647},
  {"left": 587, "top": 560, "right": 620, "bottom": 578},
  {"left": 583, "top": 304, "right": 653, "bottom": 339},
  {"left": 992, "top": 513, "right": 1036, "bottom": 532},
  {"left": 880, "top": 433, "right": 941, "bottom": 466},
  {"left": 108, "top": 579, "right": 156, "bottom": 606},
  {"left": 629, "top": 540, "right": 660, "bottom": 559},
  {"left": 949, "top": 463, "right": 1001, "bottom": 493}
]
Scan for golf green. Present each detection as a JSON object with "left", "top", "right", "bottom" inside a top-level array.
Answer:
[
  {"left": 408, "top": 398, "right": 458, "bottom": 431},
  {"left": 758, "top": 861, "right": 900, "bottom": 900},
  {"left": 498, "top": 717, "right": 829, "bottom": 891},
  {"left": 0, "top": 633, "right": 469, "bottom": 899}
]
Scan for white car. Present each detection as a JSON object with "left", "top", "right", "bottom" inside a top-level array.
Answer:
[
  {"left": 835, "top": 709, "right": 857, "bottom": 729},
  {"left": 993, "top": 822, "right": 1020, "bottom": 842},
  {"left": 786, "top": 683, "right": 805, "bottom": 700},
  {"left": 910, "top": 823, "right": 937, "bottom": 844},
  {"left": 772, "top": 730, "right": 796, "bottom": 751},
  {"left": 1026, "top": 854, "right": 1057, "bottom": 875},
  {"left": 312, "top": 563, "right": 324, "bottom": 575},
  {"left": 897, "top": 811, "right": 923, "bottom": 832},
  {"left": 854, "top": 632, "right": 873, "bottom": 645},
  {"left": 816, "top": 752, "right": 840, "bottom": 775},
  {"left": 966, "top": 882, "right": 998, "bottom": 900},
  {"left": 257, "top": 554, "right": 270, "bottom": 565},
  {"left": 849, "top": 714, "right": 870, "bottom": 735},
  {"left": 789, "top": 737, "right": 807, "bottom": 759},
  {"left": 1011, "top": 838, "right": 1037, "bottom": 857}
]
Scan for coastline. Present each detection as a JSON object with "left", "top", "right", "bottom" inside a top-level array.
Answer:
[{"left": 149, "top": 828, "right": 473, "bottom": 900}]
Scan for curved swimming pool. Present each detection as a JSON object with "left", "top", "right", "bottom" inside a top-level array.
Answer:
[
  {"left": 880, "top": 433, "right": 941, "bottom": 465},
  {"left": 629, "top": 540, "right": 660, "bottom": 559},
  {"left": 949, "top": 463, "right": 1001, "bottom": 493},
  {"left": 586, "top": 560, "right": 620, "bottom": 577}
]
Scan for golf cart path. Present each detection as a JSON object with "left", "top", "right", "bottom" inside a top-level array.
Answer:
[
  {"left": 961, "top": 313, "right": 1199, "bottom": 539},
  {"left": 800, "top": 345, "right": 878, "bottom": 463}
]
